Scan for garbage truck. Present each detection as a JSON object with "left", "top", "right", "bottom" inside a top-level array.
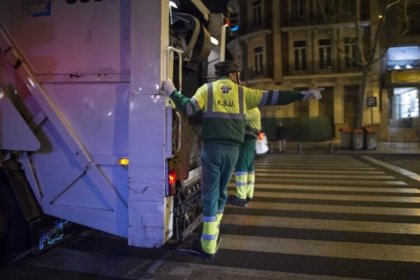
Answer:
[{"left": 0, "top": 0, "right": 227, "bottom": 263}]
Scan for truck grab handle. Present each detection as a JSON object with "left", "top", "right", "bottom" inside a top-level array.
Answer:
[{"left": 166, "top": 46, "right": 183, "bottom": 91}]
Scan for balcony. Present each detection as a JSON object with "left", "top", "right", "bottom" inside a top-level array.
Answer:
[
  {"left": 284, "top": 59, "right": 361, "bottom": 76},
  {"left": 286, "top": 11, "right": 370, "bottom": 28},
  {"left": 239, "top": 17, "right": 272, "bottom": 35}
]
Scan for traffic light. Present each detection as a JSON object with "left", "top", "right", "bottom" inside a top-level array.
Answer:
[
  {"left": 229, "top": 12, "right": 239, "bottom": 32},
  {"left": 227, "top": 8, "right": 240, "bottom": 33}
]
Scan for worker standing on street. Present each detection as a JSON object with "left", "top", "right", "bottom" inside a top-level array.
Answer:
[
  {"left": 277, "top": 122, "right": 287, "bottom": 153},
  {"left": 228, "top": 106, "right": 261, "bottom": 207},
  {"left": 162, "top": 61, "right": 323, "bottom": 260}
]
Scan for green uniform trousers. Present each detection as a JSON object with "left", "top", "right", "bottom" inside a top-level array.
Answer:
[
  {"left": 200, "top": 141, "right": 240, "bottom": 254},
  {"left": 234, "top": 137, "right": 257, "bottom": 200}
]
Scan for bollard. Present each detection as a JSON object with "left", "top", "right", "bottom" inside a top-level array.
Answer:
[
  {"left": 297, "top": 143, "right": 303, "bottom": 154},
  {"left": 329, "top": 142, "right": 334, "bottom": 153}
]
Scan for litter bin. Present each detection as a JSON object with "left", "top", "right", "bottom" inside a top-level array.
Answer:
[
  {"left": 363, "top": 126, "right": 377, "bottom": 150},
  {"left": 352, "top": 128, "right": 364, "bottom": 150},
  {"left": 340, "top": 127, "right": 352, "bottom": 149}
]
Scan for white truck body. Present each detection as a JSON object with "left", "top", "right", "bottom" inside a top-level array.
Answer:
[{"left": 0, "top": 0, "right": 226, "bottom": 258}]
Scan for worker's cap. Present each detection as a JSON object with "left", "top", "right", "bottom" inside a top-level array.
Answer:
[{"left": 214, "top": 61, "right": 241, "bottom": 77}]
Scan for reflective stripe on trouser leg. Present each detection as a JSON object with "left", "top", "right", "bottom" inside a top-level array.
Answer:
[
  {"left": 201, "top": 142, "right": 239, "bottom": 254},
  {"left": 216, "top": 213, "right": 223, "bottom": 228},
  {"left": 247, "top": 171, "right": 255, "bottom": 199},
  {"left": 201, "top": 216, "right": 218, "bottom": 254},
  {"left": 235, "top": 171, "right": 248, "bottom": 199}
]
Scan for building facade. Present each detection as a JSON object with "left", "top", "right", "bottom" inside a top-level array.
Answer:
[{"left": 227, "top": 0, "right": 420, "bottom": 140}]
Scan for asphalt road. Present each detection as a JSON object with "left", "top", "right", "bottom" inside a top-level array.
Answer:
[
  {"left": 1, "top": 153, "right": 420, "bottom": 280},
  {"left": 369, "top": 154, "right": 420, "bottom": 175}
]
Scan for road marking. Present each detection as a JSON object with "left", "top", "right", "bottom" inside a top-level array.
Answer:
[
  {"left": 253, "top": 191, "right": 420, "bottom": 203},
  {"left": 256, "top": 172, "right": 395, "bottom": 179},
  {"left": 237, "top": 201, "right": 420, "bottom": 216},
  {"left": 222, "top": 214, "right": 420, "bottom": 235},
  {"left": 230, "top": 183, "right": 419, "bottom": 193},
  {"left": 254, "top": 169, "right": 386, "bottom": 174},
  {"left": 254, "top": 178, "right": 407, "bottom": 186},
  {"left": 221, "top": 234, "right": 420, "bottom": 263},
  {"left": 362, "top": 156, "right": 420, "bottom": 183}
]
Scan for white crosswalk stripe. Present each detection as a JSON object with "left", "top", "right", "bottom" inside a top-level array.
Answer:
[
  {"left": 222, "top": 154, "right": 420, "bottom": 278},
  {"left": 22, "top": 154, "right": 420, "bottom": 280}
]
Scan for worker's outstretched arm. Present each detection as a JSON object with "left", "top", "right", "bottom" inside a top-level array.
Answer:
[
  {"left": 246, "top": 87, "right": 323, "bottom": 108},
  {"left": 162, "top": 79, "right": 201, "bottom": 116}
]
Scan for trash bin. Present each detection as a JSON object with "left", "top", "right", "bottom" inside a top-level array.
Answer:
[
  {"left": 340, "top": 127, "right": 352, "bottom": 149},
  {"left": 363, "top": 126, "right": 377, "bottom": 150},
  {"left": 352, "top": 128, "right": 364, "bottom": 150}
]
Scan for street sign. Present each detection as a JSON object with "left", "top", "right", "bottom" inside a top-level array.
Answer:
[{"left": 366, "top": 96, "right": 377, "bottom": 107}]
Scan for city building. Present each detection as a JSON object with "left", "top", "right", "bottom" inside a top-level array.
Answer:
[{"left": 226, "top": 0, "right": 419, "bottom": 141}]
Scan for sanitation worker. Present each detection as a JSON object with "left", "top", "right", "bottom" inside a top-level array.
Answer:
[
  {"left": 162, "top": 61, "right": 323, "bottom": 260},
  {"left": 227, "top": 106, "right": 261, "bottom": 207},
  {"left": 224, "top": 70, "right": 263, "bottom": 207}
]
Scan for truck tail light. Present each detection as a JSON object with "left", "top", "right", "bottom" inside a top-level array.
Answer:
[{"left": 167, "top": 169, "right": 176, "bottom": 196}]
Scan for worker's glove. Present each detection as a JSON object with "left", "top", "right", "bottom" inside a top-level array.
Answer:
[
  {"left": 162, "top": 79, "right": 177, "bottom": 96},
  {"left": 300, "top": 88, "right": 324, "bottom": 100}
]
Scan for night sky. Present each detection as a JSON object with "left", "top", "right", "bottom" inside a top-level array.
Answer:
[{"left": 202, "top": 0, "right": 228, "bottom": 13}]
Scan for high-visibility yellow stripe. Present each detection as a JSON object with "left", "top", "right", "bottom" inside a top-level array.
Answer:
[
  {"left": 235, "top": 172, "right": 248, "bottom": 199},
  {"left": 247, "top": 172, "right": 255, "bottom": 198},
  {"left": 201, "top": 220, "right": 219, "bottom": 254}
]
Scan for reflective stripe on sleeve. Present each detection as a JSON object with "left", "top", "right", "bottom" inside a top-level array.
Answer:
[
  {"left": 185, "top": 97, "right": 200, "bottom": 115},
  {"left": 270, "top": 90, "right": 279, "bottom": 105},
  {"left": 258, "top": 91, "right": 269, "bottom": 107}
]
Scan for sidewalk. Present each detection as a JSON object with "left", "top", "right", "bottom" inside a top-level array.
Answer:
[{"left": 269, "top": 141, "right": 420, "bottom": 155}]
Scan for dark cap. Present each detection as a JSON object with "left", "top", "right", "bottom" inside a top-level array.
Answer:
[{"left": 214, "top": 61, "right": 241, "bottom": 77}]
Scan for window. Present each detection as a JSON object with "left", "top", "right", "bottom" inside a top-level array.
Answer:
[
  {"left": 393, "top": 87, "right": 419, "bottom": 119},
  {"left": 406, "top": 4, "right": 420, "bottom": 34},
  {"left": 252, "top": 0, "right": 262, "bottom": 28},
  {"left": 291, "top": 0, "right": 307, "bottom": 25},
  {"left": 319, "top": 39, "right": 332, "bottom": 69},
  {"left": 253, "top": 46, "right": 264, "bottom": 75},
  {"left": 317, "top": 0, "right": 338, "bottom": 20},
  {"left": 340, "top": 0, "right": 356, "bottom": 17},
  {"left": 293, "top": 40, "right": 307, "bottom": 71},
  {"left": 344, "top": 37, "right": 358, "bottom": 68},
  {"left": 291, "top": 0, "right": 306, "bottom": 18}
]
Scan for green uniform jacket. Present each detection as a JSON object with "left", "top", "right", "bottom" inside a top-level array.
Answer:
[
  {"left": 245, "top": 107, "right": 261, "bottom": 139},
  {"left": 170, "top": 77, "right": 303, "bottom": 143}
]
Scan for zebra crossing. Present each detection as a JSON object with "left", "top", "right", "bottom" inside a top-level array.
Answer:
[
  {"left": 6, "top": 154, "right": 420, "bottom": 280},
  {"left": 182, "top": 153, "right": 420, "bottom": 280}
]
